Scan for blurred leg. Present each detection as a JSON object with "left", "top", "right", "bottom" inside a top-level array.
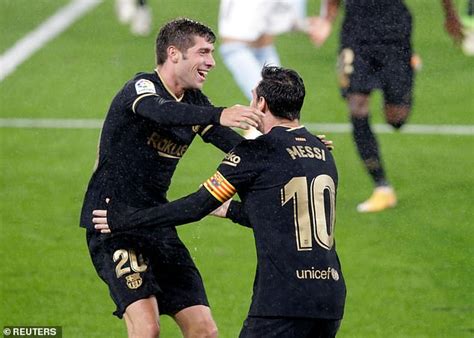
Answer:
[
  {"left": 131, "top": 0, "right": 151, "bottom": 36},
  {"left": 348, "top": 94, "right": 388, "bottom": 187},
  {"left": 219, "top": 42, "right": 263, "bottom": 102},
  {"left": 254, "top": 44, "right": 281, "bottom": 68},
  {"left": 115, "top": 0, "right": 137, "bottom": 24},
  {"left": 220, "top": 42, "right": 267, "bottom": 139},
  {"left": 384, "top": 103, "right": 410, "bottom": 129},
  {"left": 348, "top": 94, "right": 397, "bottom": 212}
]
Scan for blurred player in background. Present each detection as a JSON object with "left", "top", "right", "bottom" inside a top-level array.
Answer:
[
  {"left": 309, "top": 0, "right": 463, "bottom": 213},
  {"left": 218, "top": 0, "right": 313, "bottom": 139},
  {"left": 115, "top": 0, "right": 152, "bottom": 36},
  {"left": 462, "top": 0, "right": 474, "bottom": 55},
  {"left": 81, "top": 18, "right": 263, "bottom": 338},
  {"left": 94, "top": 66, "right": 346, "bottom": 338}
]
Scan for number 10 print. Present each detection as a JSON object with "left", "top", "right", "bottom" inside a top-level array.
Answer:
[{"left": 281, "top": 175, "right": 336, "bottom": 251}]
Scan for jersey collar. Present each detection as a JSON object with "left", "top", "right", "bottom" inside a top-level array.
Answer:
[{"left": 272, "top": 125, "right": 305, "bottom": 132}]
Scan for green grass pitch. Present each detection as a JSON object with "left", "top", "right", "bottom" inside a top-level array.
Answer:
[{"left": 1, "top": 0, "right": 473, "bottom": 337}]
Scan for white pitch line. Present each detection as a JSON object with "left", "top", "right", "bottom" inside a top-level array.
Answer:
[
  {"left": 0, "top": 118, "right": 104, "bottom": 129},
  {"left": 306, "top": 123, "right": 474, "bottom": 135},
  {"left": 0, "top": 118, "right": 473, "bottom": 135},
  {"left": 0, "top": 0, "right": 102, "bottom": 82}
]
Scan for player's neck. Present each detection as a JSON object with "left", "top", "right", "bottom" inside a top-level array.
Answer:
[
  {"left": 266, "top": 117, "right": 300, "bottom": 133},
  {"left": 155, "top": 66, "right": 185, "bottom": 100}
]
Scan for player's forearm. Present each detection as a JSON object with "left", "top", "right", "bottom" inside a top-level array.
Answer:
[
  {"left": 227, "top": 201, "right": 252, "bottom": 228},
  {"left": 200, "top": 125, "right": 244, "bottom": 153},
  {"left": 107, "top": 187, "right": 222, "bottom": 232},
  {"left": 135, "top": 96, "right": 224, "bottom": 126}
]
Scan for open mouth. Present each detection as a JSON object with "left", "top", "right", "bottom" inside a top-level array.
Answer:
[{"left": 197, "top": 69, "right": 208, "bottom": 81}]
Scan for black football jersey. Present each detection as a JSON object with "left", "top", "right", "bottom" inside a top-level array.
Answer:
[
  {"left": 211, "top": 126, "right": 346, "bottom": 319},
  {"left": 341, "top": 0, "right": 412, "bottom": 46},
  {"left": 80, "top": 70, "right": 242, "bottom": 230}
]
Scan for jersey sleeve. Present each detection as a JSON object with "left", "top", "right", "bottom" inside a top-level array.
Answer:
[
  {"left": 226, "top": 200, "right": 251, "bottom": 228},
  {"left": 124, "top": 78, "right": 224, "bottom": 126},
  {"left": 197, "top": 125, "right": 244, "bottom": 153}
]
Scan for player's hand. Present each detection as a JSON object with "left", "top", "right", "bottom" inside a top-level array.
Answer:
[
  {"left": 317, "top": 134, "right": 334, "bottom": 151},
  {"left": 220, "top": 105, "right": 265, "bottom": 130},
  {"left": 93, "top": 209, "right": 111, "bottom": 233},
  {"left": 210, "top": 199, "right": 231, "bottom": 218},
  {"left": 308, "top": 17, "right": 332, "bottom": 47}
]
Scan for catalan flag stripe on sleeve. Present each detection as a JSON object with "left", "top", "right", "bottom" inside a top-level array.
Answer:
[{"left": 203, "top": 171, "right": 236, "bottom": 203}]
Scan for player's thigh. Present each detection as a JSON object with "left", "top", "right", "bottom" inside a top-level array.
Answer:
[
  {"left": 380, "top": 43, "right": 413, "bottom": 106},
  {"left": 239, "top": 316, "right": 340, "bottom": 338},
  {"left": 124, "top": 296, "right": 160, "bottom": 333},
  {"left": 150, "top": 239, "right": 210, "bottom": 316},
  {"left": 87, "top": 231, "right": 161, "bottom": 318},
  {"left": 347, "top": 93, "right": 370, "bottom": 117},
  {"left": 338, "top": 45, "right": 375, "bottom": 98}
]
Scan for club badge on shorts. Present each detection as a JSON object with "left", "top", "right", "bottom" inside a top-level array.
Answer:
[{"left": 126, "top": 273, "right": 143, "bottom": 289}]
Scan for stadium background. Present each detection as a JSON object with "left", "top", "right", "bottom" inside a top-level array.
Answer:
[{"left": 1, "top": 0, "right": 473, "bottom": 336}]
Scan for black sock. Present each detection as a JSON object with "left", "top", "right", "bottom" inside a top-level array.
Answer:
[{"left": 351, "top": 115, "right": 388, "bottom": 186}]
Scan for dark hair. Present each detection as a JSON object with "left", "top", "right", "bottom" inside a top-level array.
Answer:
[
  {"left": 256, "top": 66, "right": 305, "bottom": 120},
  {"left": 155, "top": 18, "right": 216, "bottom": 65}
]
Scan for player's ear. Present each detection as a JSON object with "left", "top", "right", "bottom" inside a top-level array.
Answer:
[
  {"left": 257, "top": 96, "right": 266, "bottom": 112},
  {"left": 167, "top": 46, "right": 180, "bottom": 63}
]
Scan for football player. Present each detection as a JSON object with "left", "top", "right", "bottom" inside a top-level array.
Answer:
[
  {"left": 309, "top": 0, "right": 463, "bottom": 212},
  {"left": 80, "top": 18, "right": 263, "bottom": 338}
]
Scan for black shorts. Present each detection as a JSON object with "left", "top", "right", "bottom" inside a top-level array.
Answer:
[
  {"left": 337, "top": 42, "right": 414, "bottom": 106},
  {"left": 87, "top": 229, "right": 209, "bottom": 318},
  {"left": 239, "top": 316, "right": 341, "bottom": 338}
]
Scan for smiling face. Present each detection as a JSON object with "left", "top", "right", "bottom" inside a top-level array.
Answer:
[
  {"left": 174, "top": 36, "right": 215, "bottom": 91},
  {"left": 155, "top": 19, "right": 217, "bottom": 97}
]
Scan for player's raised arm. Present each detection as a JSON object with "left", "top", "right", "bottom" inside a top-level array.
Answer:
[
  {"left": 196, "top": 124, "right": 244, "bottom": 153},
  {"left": 133, "top": 93, "right": 263, "bottom": 129},
  {"left": 219, "top": 104, "right": 264, "bottom": 129}
]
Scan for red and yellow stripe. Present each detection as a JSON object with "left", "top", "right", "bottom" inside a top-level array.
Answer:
[{"left": 203, "top": 171, "right": 236, "bottom": 203}]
